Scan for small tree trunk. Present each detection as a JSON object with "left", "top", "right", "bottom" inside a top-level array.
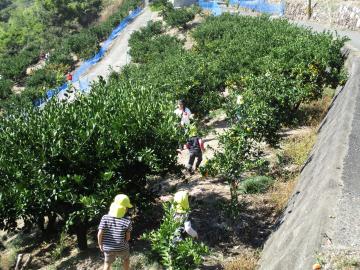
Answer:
[
  {"left": 308, "top": 0, "right": 312, "bottom": 19},
  {"left": 75, "top": 225, "right": 88, "bottom": 250},
  {"left": 46, "top": 213, "right": 57, "bottom": 234},
  {"left": 37, "top": 216, "right": 45, "bottom": 231},
  {"left": 229, "top": 180, "right": 239, "bottom": 218}
]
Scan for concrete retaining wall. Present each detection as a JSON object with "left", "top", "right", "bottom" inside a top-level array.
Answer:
[
  {"left": 259, "top": 46, "right": 360, "bottom": 269},
  {"left": 170, "top": 0, "right": 197, "bottom": 8},
  {"left": 286, "top": 1, "right": 360, "bottom": 30}
]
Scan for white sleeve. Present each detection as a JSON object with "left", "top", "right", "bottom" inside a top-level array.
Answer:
[{"left": 184, "top": 221, "right": 198, "bottom": 238}]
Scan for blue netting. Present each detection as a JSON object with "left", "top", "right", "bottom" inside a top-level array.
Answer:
[
  {"left": 78, "top": 78, "right": 91, "bottom": 93},
  {"left": 72, "top": 7, "right": 143, "bottom": 82},
  {"left": 199, "top": 0, "right": 222, "bottom": 16},
  {"left": 231, "top": 0, "right": 284, "bottom": 15},
  {"left": 199, "top": 0, "right": 284, "bottom": 16},
  {"left": 35, "top": 6, "right": 143, "bottom": 107}
]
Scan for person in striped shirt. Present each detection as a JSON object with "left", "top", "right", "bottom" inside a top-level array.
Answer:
[{"left": 98, "top": 194, "right": 133, "bottom": 270}]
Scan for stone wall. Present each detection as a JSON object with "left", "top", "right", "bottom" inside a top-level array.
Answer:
[
  {"left": 170, "top": 0, "right": 197, "bottom": 8},
  {"left": 285, "top": 1, "right": 360, "bottom": 30}
]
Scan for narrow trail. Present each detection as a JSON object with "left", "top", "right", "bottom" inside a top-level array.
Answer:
[{"left": 158, "top": 112, "right": 229, "bottom": 202}]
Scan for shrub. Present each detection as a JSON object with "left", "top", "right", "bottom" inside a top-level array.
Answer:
[
  {"left": 26, "top": 68, "right": 61, "bottom": 89},
  {"left": 130, "top": 34, "right": 183, "bottom": 63},
  {"left": 142, "top": 202, "right": 209, "bottom": 270},
  {"left": 129, "top": 21, "right": 169, "bottom": 63},
  {"left": 0, "top": 77, "right": 181, "bottom": 249},
  {"left": 204, "top": 127, "right": 268, "bottom": 216},
  {"left": 0, "top": 86, "right": 46, "bottom": 111},
  {"left": 119, "top": 52, "right": 223, "bottom": 117},
  {"left": 0, "top": 48, "right": 40, "bottom": 81},
  {"left": 0, "top": 79, "right": 13, "bottom": 100},
  {"left": 192, "top": 14, "right": 346, "bottom": 144},
  {"left": 65, "top": 30, "right": 100, "bottom": 60},
  {"left": 49, "top": 47, "right": 75, "bottom": 68},
  {"left": 238, "top": 176, "right": 274, "bottom": 194},
  {"left": 162, "top": 6, "right": 197, "bottom": 29},
  {"left": 150, "top": 0, "right": 170, "bottom": 11}
]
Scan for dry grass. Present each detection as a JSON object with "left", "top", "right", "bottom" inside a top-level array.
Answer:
[
  {"left": 99, "top": 0, "right": 124, "bottom": 23},
  {"left": 297, "top": 89, "right": 334, "bottom": 127},
  {"left": 283, "top": 128, "right": 317, "bottom": 167},
  {"left": 334, "top": 257, "right": 360, "bottom": 270},
  {"left": 0, "top": 244, "right": 19, "bottom": 270},
  {"left": 316, "top": 251, "right": 360, "bottom": 270},
  {"left": 223, "top": 249, "right": 260, "bottom": 270},
  {"left": 268, "top": 178, "right": 297, "bottom": 214},
  {"left": 268, "top": 128, "right": 316, "bottom": 213}
]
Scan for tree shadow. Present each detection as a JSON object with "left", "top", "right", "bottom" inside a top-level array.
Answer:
[
  {"left": 54, "top": 247, "right": 102, "bottom": 270},
  {"left": 190, "top": 191, "right": 276, "bottom": 251}
]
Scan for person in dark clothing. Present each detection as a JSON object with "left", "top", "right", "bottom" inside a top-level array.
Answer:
[{"left": 185, "top": 126, "right": 205, "bottom": 173}]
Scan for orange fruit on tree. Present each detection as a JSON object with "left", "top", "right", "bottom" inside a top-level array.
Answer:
[{"left": 312, "top": 263, "right": 321, "bottom": 270}]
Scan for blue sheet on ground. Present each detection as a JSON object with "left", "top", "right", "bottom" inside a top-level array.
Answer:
[
  {"left": 199, "top": 0, "right": 284, "bottom": 16},
  {"left": 36, "top": 6, "right": 143, "bottom": 107},
  {"left": 199, "top": 0, "right": 222, "bottom": 16},
  {"left": 231, "top": 0, "right": 284, "bottom": 15}
]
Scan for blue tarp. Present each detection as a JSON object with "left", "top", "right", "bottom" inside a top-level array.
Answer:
[
  {"left": 231, "top": 0, "right": 284, "bottom": 15},
  {"left": 199, "top": 0, "right": 284, "bottom": 16},
  {"left": 35, "top": 6, "right": 143, "bottom": 107},
  {"left": 199, "top": 0, "right": 222, "bottom": 16}
]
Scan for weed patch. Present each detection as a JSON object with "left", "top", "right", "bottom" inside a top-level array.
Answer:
[
  {"left": 223, "top": 249, "right": 260, "bottom": 270},
  {"left": 283, "top": 129, "right": 316, "bottom": 167},
  {"left": 239, "top": 176, "right": 274, "bottom": 194}
]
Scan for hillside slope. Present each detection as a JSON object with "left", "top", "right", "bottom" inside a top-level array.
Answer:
[{"left": 259, "top": 45, "right": 360, "bottom": 269}]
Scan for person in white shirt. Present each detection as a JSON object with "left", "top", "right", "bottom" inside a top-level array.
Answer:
[{"left": 174, "top": 99, "right": 192, "bottom": 127}]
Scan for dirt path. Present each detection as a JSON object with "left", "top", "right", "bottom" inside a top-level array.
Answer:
[
  {"left": 159, "top": 112, "right": 229, "bottom": 201},
  {"left": 58, "top": 6, "right": 159, "bottom": 101}
]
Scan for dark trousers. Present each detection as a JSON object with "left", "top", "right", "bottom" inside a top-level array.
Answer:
[{"left": 187, "top": 151, "right": 202, "bottom": 170}]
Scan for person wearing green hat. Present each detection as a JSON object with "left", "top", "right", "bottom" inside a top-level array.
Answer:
[
  {"left": 173, "top": 191, "right": 198, "bottom": 239},
  {"left": 98, "top": 194, "right": 133, "bottom": 270}
]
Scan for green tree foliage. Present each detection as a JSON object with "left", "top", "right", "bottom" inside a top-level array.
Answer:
[
  {"left": 0, "top": 0, "right": 12, "bottom": 10},
  {"left": 39, "top": 0, "right": 103, "bottom": 27},
  {"left": 129, "top": 21, "right": 184, "bottom": 63},
  {"left": 149, "top": 0, "right": 168, "bottom": 11},
  {"left": 204, "top": 127, "right": 268, "bottom": 216},
  {"left": 0, "top": 48, "right": 40, "bottom": 81},
  {"left": 26, "top": 68, "right": 63, "bottom": 89},
  {"left": 0, "top": 0, "right": 14, "bottom": 22},
  {"left": 0, "top": 4, "right": 45, "bottom": 55},
  {"left": 0, "top": 77, "right": 181, "bottom": 248},
  {"left": 193, "top": 15, "right": 346, "bottom": 212},
  {"left": 0, "top": 11, "right": 347, "bottom": 254},
  {"left": 0, "top": 0, "right": 141, "bottom": 109},
  {"left": 143, "top": 202, "right": 209, "bottom": 270},
  {"left": 120, "top": 52, "right": 223, "bottom": 117},
  {"left": 162, "top": 5, "right": 197, "bottom": 29},
  {"left": 0, "top": 77, "right": 13, "bottom": 99},
  {"left": 193, "top": 14, "right": 346, "bottom": 144}
]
